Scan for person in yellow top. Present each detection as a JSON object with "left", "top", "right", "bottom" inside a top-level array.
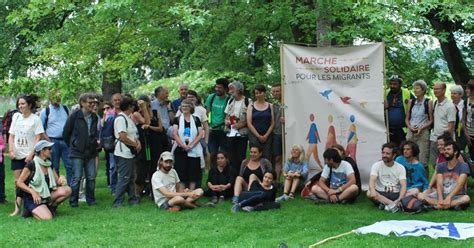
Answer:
[{"left": 384, "top": 75, "right": 415, "bottom": 147}]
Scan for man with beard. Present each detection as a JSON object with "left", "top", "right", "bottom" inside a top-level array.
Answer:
[
  {"left": 151, "top": 151, "right": 203, "bottom": 211},
  {"left": 417, "top": 140, "right": 470, "bottom": 210},
  {"left": 205, "top": 78, "right": 230, "bottom": 166},
  {"left": 367, "top": 143, "right": 407, "bottom": 212}
]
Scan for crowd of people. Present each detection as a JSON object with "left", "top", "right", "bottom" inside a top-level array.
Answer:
[{"left": 0, "top": 76, "right": 472, "bottom": 220}]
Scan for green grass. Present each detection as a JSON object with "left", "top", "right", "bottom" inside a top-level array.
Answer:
[{"left": 0, "top": 154, "right": 473, "bottom": 247}]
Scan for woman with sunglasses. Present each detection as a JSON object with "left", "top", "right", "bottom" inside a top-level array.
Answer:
[{"left": 16, "top": 140, "right": 71, "bottom": 220}]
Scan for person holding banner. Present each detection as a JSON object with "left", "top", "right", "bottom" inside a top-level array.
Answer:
[{"left": 247, "top": 84, "right": 275, "bottom": 161}]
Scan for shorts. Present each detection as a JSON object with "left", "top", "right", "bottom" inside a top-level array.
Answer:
[
  {"left": 24, "top": 193, "right": 52, "bottom": 214},
  {"left": 11, "top": 158, "right": 26, "bottom": 171},
  {"left": 376, "top": 190, "right": 399, "bottom": 201},
  {"left": 159, "top": 200, "right": 171, "bottom": 210},
  {"left": 272, "top": 134, "right": 283, "bottom": 156},
  {"left": 427, "top": 190, "right": 465, "bottom": 201}
]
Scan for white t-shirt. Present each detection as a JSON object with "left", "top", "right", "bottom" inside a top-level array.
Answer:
[
  {"left": 114, "top": 113, "right": 139, "bottom": 159},
  {"left": 321, "top": 160, "right": 354, "bottom": 189},
  {"left": 430, "top": 98, "right": 456, "bottom": 141},
  {"left": 152, "top": 169, "right": 180, "bottom": 207},
  {"left": 370, "top": 160, "right": 406, "bottom": 193},
  {"left": 176, "top": 105, "right": 208, "bottom": 123},
  {"left": 9, "top": 113, "right": 44, "bottom": 159}
]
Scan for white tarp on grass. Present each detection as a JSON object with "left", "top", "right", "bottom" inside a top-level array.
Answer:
[{"left": 356, "top": 220, "right": 474, "bottom": 240}]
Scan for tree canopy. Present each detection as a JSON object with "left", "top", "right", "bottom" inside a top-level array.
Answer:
[{"left": 0, "top": 1, "right": 472, "bottom": 104}]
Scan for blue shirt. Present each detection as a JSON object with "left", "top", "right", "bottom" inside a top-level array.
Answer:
[
  {"left": 171, "top": 98, "right": 184, "bottom": 113},
  {"left": 283, "top": 160, "right": 308, "bottom": 180},
  {"left": 151, "top": 99, "right": 171, "bottom": 130},
  {"left": 40, "top": 104, "right": 69, "bottom": 139},
  {"left": 387, "top": 91, "right": 406, "bottom": 129},
  {"left": 395, "top": 156, "right": 429, "bottom": 191}
]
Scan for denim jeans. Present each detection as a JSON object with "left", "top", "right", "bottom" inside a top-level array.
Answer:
[
  {"left": 113, "top": 156, "right": 136, "bottom": 205},
  {"left": 70, "top": 158, "right": 97, "bottom": 206},
  {"left": 208, "top": 130, "right": 228, "bottom": 153},
  {"left": 109, "top": 153, "right": 117, "bottom": 193},
  {"left": 238, "top": 191, "right": 265, "bottom": 207},
  {"left": 0, "top": 154, "right": 5, "bottom": 202},
  {"left": 50, "top": 138, "right": 72, "bottom": 184}
]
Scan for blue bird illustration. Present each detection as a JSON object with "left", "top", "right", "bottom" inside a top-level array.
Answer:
[{"left": 319, "top": 89, "right": 332, "bottom": 100}]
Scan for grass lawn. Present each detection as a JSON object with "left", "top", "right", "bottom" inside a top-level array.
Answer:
[{"left": 0, "top": 154, "right": 473, "bottom": 247}]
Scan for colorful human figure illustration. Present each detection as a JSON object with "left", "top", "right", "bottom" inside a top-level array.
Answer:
[
  {"left": 345, "top": 114, "right": 358, "bottom": 162},
  {"left": 325, "top": 115, "right": 337, "bottom": 150},
  {"left": 306, "top": 113, "right": 322, "bottom": 169}
]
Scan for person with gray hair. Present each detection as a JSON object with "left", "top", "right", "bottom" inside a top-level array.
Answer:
[
  {"left": 429, "top": 82, "right": 457, "bottom": 168},
  {"left": 171, "top": 83, "right": 189, "bottom": 113},
  {"left": 63, "top": 92, "right": 99, "bottom": 207},
  {"left": 224, "top": 81, "right": 252, "bottom": 172},
  {"left": 450, "top": 84, "right": 465, "bottom": 150},
  {"left": 405, "top": 80, "right": 433, "bottom": 172}
]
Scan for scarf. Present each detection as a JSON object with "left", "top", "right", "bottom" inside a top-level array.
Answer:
[
  {"left": 172, "top": 114, "right": 204, "bottom": 168},
  {"left": 29, "top": 156, "right": 57, "bottom": 199}
]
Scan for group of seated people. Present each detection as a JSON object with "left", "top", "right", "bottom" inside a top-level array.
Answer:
[{"left": 16, "top": 134, "right": 471, "bottom": 219}]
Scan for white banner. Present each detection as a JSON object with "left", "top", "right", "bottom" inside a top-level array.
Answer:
[
  {"left": 356, "top": 220, "right": 474, "bottom": 240},
  {"left": 281, "top": 43, "right": 386, "bottom": 188}
]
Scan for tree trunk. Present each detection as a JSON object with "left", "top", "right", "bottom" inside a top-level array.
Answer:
[
  {"left": 426, "top": 8, "right": 471, "bottom": 86},
  {"left": 315, "top": 0, "right": 332, "bottom": 47},
  {"left": 102, "top": 71, "right": 122, "bottom": 102}
]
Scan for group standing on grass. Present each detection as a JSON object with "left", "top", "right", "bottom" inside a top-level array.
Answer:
[{"left": 0, "top": 76, "right": 473, "bottom": 220}]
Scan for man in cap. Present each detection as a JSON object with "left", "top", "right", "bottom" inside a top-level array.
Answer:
[{"left": 151, "top": 151, "right": 203, "bottom": 211}]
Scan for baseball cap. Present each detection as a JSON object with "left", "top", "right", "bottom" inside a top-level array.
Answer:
[
  {"left": 160, "top": 151, "right": 174, "bottom": 161},
  {"left": 34, "top": 140, "right": 55, "bottom": 152}
]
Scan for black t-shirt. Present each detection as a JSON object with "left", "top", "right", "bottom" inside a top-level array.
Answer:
[
  {"left": 207, "top": 166, "right": 235, "bottom": 186},
  {"left": 249, "top": 181, "right": 276, "bottom": 202},
  {"left": 172, "top": 116, "right": 202, "bottom": 128},
  {"left": 242, "top": 166, "right": 263, "bottom": 183}
]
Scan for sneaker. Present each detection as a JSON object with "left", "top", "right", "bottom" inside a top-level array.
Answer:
[
  {"left": 304, "top": 194, "right": 319, "bottom": 201},
  {"left": 211, "top": 196, "right": 218, "bottom": 204},
  {"left": 232, "top": 196, "right": 239, "bottom": 204},
  {"left": 112, "top": 202, "right": 122, "bottom": 208},
  {"left": 276, "top": 194, "right": 289, "bottom": 203},
  {"left": 129, "top": 197, "right": 140, "bottom": 206},
  {"left": 167, "top": 206, "right": 181, "bottom": 212},
  {"left": 78, "top": 194, "right": 86, "bottom": 202},
  {"left": 378, "top": 203, "right": 385, "bottom": 210},
  {"left": 289, "top": 193, "right": 295, "bottom": 199},
  {"left": 231, "top": 204, "right": 241, "bottom": 213},
  {"left": 218, "top": 196, "right": 225, "bottom": 204},
  {"left": 241, "top": 206, "right": 255, "bottom": 212},
  {"left": 384, "top": 203, "right": 399, "bottom": 213}
]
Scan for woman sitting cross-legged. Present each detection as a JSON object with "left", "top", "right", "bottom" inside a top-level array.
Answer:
[
  {"left": 205, "top": 151, "right": 235, "bottom": 205},
  {"left": 276, "top": 144, "right": 308, "bottom": 202},
  {"left": 232, "top": 145, "right": 272, "bottom": 204},
  {"left": 16, "top": 140, "right": 71, "bottom": 220},
  {"left": 231, "top": 171, "right": 279, "bottom": 213}
]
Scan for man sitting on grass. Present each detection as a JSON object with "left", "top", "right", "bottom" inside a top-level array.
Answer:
[
  {"left": 151, "top": 151, "right": 203, "bottom": 212},
  {"left": 310, "top": 148, "right": 359, "bottom": 203},
  {"left": 367, "top": 143, "right": 407, "bottom": 213},
  {"left": 417, "top": 140, "right": 471, "bottom": 210}
]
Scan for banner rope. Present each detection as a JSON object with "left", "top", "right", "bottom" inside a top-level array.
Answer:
[{"left": 308, "top": 230, "right": 356, "bottom": 247}]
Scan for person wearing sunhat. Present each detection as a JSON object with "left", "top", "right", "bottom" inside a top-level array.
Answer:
[
  {"left": 151, "top": 151, "right": 203, "bottom": 212},
  {"left": 15, "top": 140, "right": 71, "bottom": 220}
]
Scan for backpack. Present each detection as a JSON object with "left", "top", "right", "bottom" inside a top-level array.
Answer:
[
  {"left": 399, "top": 195, "right": 425, "bottom": 214},
  {"left": 459, "top": 152, "right": 474, "bottom": 178},
  {"left": 408, "top": 98, "right": 430, "bottom": 119},
  {"left": 2, "top": 109, "right": 20, "bottom": 141},
  {"left": 44, "top": 105, "right": 69, "bottom": 130},
  {"left": 100, "top": 111, "right": 117, "bottom": 152}
]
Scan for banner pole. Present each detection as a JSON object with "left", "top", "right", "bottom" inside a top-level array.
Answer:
[{"left": 280, "top": 43, "right": 286, "bottom": 176}]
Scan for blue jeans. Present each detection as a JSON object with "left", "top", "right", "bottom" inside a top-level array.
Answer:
[
  {"left": 50, "top": 138, "right": 72, "bottom": 184},
  {"left": 238, "top": 191, "right": 265, "bottom": 207},
  {"left": 208, "top": 129, "right": 228, "bottom": 153},
  {"left": 113, "top": 156, "right": 136, "bottom": 205},
  {"left": 109, "top": 153, "right": 117, "bottom": 193},
  {"left": 70, "top": 158, "right": 97, "bottom": 206}
]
